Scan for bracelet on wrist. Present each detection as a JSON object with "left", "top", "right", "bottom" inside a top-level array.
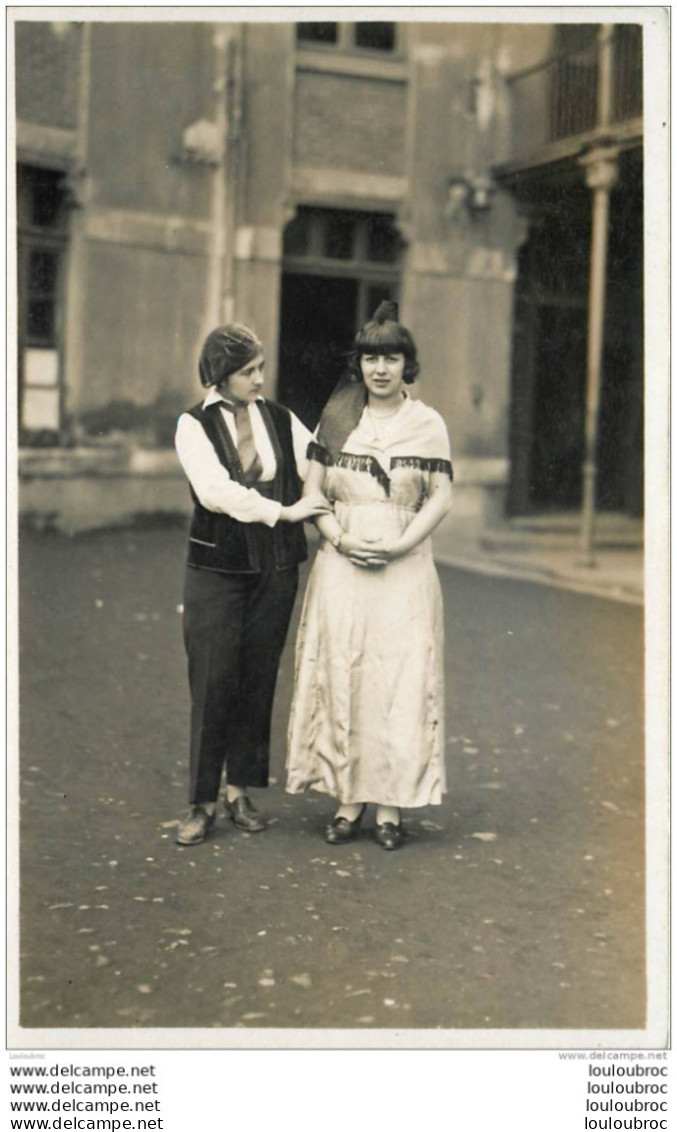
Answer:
[{"left": 330, "top": 531, "right": 344, "bottom": 553}]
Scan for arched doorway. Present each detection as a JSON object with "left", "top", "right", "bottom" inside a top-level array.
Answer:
[{"left": 277, "top": 207, "right": 401, "bottom": 427}]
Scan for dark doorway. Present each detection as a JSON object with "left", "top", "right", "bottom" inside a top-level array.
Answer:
[
  {"left": 277, "top": 207, "right": 401, "bottom": 428},
  {"left": 507, "top": 150, "right": 643, "bottom": 517},
  {"left": 277, "top": 274, "right": 358, "bottom": 428},
  {"left": 528, "top": 303, "right": 588, "bottom": 509}
]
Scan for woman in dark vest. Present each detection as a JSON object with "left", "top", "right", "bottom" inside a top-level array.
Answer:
[{"left": 174, "top": 324, "right": 330, "bottom": 846}]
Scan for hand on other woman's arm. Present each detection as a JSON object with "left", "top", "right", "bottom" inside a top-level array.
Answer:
[{"left": 279, "top": 493, "right": 331, "bottom": 523}]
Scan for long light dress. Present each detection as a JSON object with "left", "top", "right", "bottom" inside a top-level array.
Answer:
[{"left": 286, "top": 395, "right": 453, "bottom": 808}]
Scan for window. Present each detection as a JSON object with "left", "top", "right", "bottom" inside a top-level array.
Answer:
[
  {"left": 296, "top": 22, "right": 397, "bottom": 54},
  {"left": 367, "top": 214, "right": 400, "bottom": 264},
  {"left": 297, "top": 23, "right": 338, "bottom": 46},
  {"left": 354, "top": 23, "right": 396, "bottom": 52},
  {"left": 324, "top": 211, "right": 354, "bottom": 259},
  {"left": 17, "top": 164, "right": 68, "bottom": 442},
  {"left": 283, "top": 207, "right": 402, "bottom": 275}
]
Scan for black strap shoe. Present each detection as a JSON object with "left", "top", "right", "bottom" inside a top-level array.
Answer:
[
  {"left": 224, "top": 795, "right": 266, "bottom": 832},
  {"left": 374, "top": 821, "right": 404, "bottom": 850},
  {"left": 325, "top": 806, "right": 365, "bottom": 844}
]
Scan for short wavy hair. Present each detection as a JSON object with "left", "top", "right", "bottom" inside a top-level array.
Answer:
[
  {"left": 347, "top": 301, "right": 420, "bottom": 384},
  {"left": 198, "top": 324, "right": 263, "bottom": 388}
]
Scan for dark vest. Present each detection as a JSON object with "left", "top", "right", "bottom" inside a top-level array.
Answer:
[{"left": 185, "top": 398, "right": 308, "bottom": 574}]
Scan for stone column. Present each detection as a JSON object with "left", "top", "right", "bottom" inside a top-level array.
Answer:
[
  {"left": 578, "top": 144, "right": 619, "bottom": 563},
  {"left": 578, "top": 25, "right": 619, "bottom": 565}
]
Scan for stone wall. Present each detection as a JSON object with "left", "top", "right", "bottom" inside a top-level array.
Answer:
[{"left": 15, "top": 19, "right": 548, "bottom": 531}]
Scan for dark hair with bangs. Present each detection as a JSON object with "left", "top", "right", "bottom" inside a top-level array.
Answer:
[{"left": 348, "top": 301, "right": 420, "bottom": 384}]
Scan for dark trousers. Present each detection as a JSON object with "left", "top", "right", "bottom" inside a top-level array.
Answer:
[{"left": 183, "top": 564, "right": 299, "bottom": 804}]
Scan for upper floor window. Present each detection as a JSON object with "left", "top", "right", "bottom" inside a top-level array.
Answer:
[
  {"left": 296, "top": 22, "right": 398, "bottom": 54},
  {"left": 297, "top": 23, "right": 339, "bottom": 46},
  {"left": 354, "top": 23, "right": 396, "bottom": 52}
]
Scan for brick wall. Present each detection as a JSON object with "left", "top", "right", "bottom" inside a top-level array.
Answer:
[{"left": 293, "top": 71, "right": 407, "bottom": 174}]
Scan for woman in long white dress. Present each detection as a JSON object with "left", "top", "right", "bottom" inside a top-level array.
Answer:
[{"left": 286, "top": 302, "right": 453, "bottom": 850}]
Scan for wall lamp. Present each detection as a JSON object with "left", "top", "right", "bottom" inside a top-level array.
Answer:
[
  {"left": 175, "top": 119, "right": 223, "bottom": 166},
  {"left": 446, "top": 174, "right": 496, "bottom": 222}
]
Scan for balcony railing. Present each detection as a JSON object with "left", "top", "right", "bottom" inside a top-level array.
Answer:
[{"left": 505, "top": 25, "right": 642, "bottom": 164}]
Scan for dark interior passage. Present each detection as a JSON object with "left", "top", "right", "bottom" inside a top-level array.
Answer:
[
  {"left": 277, "top": 274, "right": 359, "bottom": 428},
  {"left": 508, "top": 149, "right": 643, "bottom": 517}
]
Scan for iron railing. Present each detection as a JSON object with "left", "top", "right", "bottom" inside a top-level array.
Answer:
[{"left": 506, "top": 25, "right": 642, "bottom": 160}]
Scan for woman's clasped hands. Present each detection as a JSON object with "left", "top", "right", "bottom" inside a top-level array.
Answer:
[{"left": 340, "top": 533, "right": 400, "bottom": 569}]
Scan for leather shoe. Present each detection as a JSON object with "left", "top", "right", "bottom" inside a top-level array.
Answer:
[
  {"left": 176, "top": 806, "right": 216, "bottom": 846},
  {"left": 374, "top": 821, "right": 404, "bottom": 850},
  {"left": 224, "top": 795, "right": 266, "bottom": 832},
  {"left": 325, "top": 806, "right": 365, "bottom": 845}
]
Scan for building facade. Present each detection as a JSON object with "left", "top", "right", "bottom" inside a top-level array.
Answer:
[{"left": 14, "top": 19, "right": 643, "bottom": 532}]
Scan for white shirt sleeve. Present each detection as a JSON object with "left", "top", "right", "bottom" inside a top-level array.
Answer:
[
  {"left": 175, "top": 413, "right": 282, "bottom": 527},
  {"left": 289, "top": 412, "right": 315, "bottom": 481}
]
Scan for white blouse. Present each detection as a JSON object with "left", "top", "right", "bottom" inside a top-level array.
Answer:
[{"left": 175, "top": 387, "right": 313, "bottom": 527}]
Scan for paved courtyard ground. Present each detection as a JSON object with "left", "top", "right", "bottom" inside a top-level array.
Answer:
[{"left": 18, "top": 526, "right": 645, "bottom": 1037}]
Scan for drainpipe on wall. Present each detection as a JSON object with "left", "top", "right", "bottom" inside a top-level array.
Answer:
[
  {"left": 181, "top": 27, "right": 242, "bottom": 341},
  {"left": 203, "top": 26, "right": 230, "bottom": 333},
  {"left": 221, "top": 26, "right": 244, "bottom": 324},
  {"left": 578, "top": 24, "right": 619, "bottom": 566}
]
